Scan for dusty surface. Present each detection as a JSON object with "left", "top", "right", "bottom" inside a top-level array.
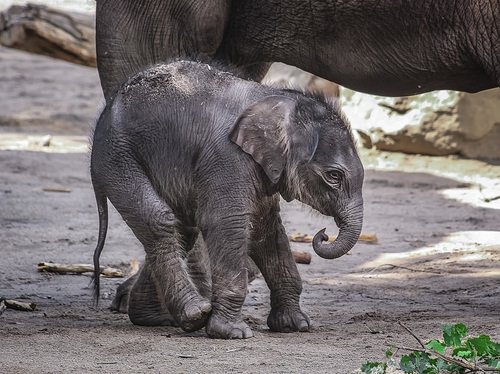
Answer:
[{"left": 1, "top": 47, "right": 499, "bottom": 373}]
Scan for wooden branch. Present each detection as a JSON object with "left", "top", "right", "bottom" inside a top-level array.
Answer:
[
  {"left": 0, "top": 297, "right": 37, "bottom": 312},
  {"left": 291, "top": 250, "right": 312, "bottom": 264},
  {"left": 37, "top": 262, "right": 124, "bottom": 277},
  {"left": 366, "top": 263, "right": 442, "bottom": 275},
  {"left": 289, "top": 232, "right": 378, "bottom": 244},
  {"left": 0, "top": 3, "right": 96, "bottom": 66}
]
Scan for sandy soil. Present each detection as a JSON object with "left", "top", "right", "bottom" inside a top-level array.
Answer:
[{"left": 0, "top": 46, "right": 499, "bottom": 373}]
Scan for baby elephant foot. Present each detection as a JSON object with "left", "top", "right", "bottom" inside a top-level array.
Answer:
[
  {"left": 178, "top": 297, "right": 212, "bottom": 333},
  {"left": 206, "top": 314, "right": 253, "bottom": 339},
  {"left": 129, "top": 309, "right": 178, "bottom": 327},
  {"left": 267, "top": 307, "right": 311, "bottom": 332},
  {"left": 110, "top": 276, "right": 136, "bottom": 313}
]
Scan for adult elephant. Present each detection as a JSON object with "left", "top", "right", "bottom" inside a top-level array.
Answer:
[{"left": 96, "top": 0, "right": 499, "bottom": 101}]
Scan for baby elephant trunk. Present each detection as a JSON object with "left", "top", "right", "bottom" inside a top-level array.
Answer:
[{"left": 312, "top": 199, "right": 363, "bottom": 259}]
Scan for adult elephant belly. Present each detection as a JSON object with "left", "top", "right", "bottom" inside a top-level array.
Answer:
[
  {"left": 286, "top": 46, "right": 496, "bottom": 97},
  {"left": 95, "top": 0, "right": 499, "bottom": 99},
  {"left": 219, "top": 0, "right": 499, "bottom": 97}
]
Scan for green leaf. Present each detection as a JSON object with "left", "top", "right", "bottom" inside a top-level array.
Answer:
[
  {"left": 435, "top": 358, "right": 451, "bottom": 371},
  {"left": 452, "top": 347, "right": 473, "bottom": 359},
  {"left": 466, "top": 335, "right": 499, "bottom": 358},
  {"left": 487, "top": 358, "right": 500, "bottom": 369},
  {"left": 399, "top": 355, "right": 415, "bottom": 372},
  {"left": 399, "top": 352, "right": 439, "bottom": 374},
  {"left": 385, "top": 349, "right": 393, "bottom": 359},
  {"left": 493, "top": 341, "right": 500, "bottom": 356},
  {"left": 443, "top": 323, "right": 467, "bottom": 347},
  {"left": 361, "top": 361, "right": 386, "bottom": 374},
  {"left": 426, "top": 339, "right": 445, "bottom": 354}
]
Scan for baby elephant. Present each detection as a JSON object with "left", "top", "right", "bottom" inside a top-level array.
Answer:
[{"left": 90, "top": 60, "right": 364, "bottom": 339}]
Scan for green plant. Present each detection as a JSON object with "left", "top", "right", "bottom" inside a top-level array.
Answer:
[{"left": 361, "top": 322, "right": 500, "bottom": 374}]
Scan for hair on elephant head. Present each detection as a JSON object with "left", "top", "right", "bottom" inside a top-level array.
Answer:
[{"left": 230, "top": 92, "right": 364, "bottom": 259}]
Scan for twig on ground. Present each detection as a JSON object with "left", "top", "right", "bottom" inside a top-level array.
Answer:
[
  {"left": 42, "top": 187, "right": 72, "bottom": 193},
  {"left": 365, "top": 263, "right": 441, "bottom": 275},
  {"left": 37, "top": 262, "right": 124, "bottom": 277},
  {"left": 0, "top": 297, "right": 37, "bottom": 312},
  {"left": 483, "top": 195, "right": 500, "bottom": 203}
]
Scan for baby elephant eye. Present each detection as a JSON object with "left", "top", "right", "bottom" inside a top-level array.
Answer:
[{"left": 325, "top": 170, "right": 342, "bottom": 186}]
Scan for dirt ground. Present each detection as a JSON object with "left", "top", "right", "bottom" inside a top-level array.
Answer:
[{"left": 0, "top": 46, "right": 499, "bottom": 374}]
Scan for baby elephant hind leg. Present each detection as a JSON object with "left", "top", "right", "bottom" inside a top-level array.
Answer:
[
  {"left": 107, "top": 173, "right": 211, "bottom": 332},
  {"left": 126, "top": 264, "right": 177, "bottom": 326},
  {"left": 185, "top": 233, "right": 212, "bottom": 300},
  {"left": 110, "top": 272, "right": 136, "bottom": 313},
  {"left": 250, "top": 200, "right": 310, "bottom": 333}
]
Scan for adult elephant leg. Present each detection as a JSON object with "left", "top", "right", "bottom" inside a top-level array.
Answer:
[
  {"left": 96, "top": 0, "right": 231, "bottom": 101},
  {"left": 249, "top": 196, "right": 310, "bottom": 332}
]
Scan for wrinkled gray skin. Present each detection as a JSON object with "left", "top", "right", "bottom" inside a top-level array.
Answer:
[
  {"left": 96, "top": 0, "right": 499, "bottom": 101},
  {"left": 91, "top": 61, "right": 364, "bottom": 339}
]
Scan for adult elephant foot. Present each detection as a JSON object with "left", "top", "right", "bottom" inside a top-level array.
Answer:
[
  {"left": 176, "top": 295, "right": 212, "bottom": 332},
  {"left": 206, "top": 314, "right": 253, "bottom": 339},
  {"left": 267, "top": 307, "right": 311, "bottom": 332}
]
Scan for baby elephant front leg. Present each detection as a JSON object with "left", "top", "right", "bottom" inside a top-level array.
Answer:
[
  {"left": 206, "top": 268, "right": 252, "bottom": 339},
  {"left": 201, "top": 218, "right": 253, "bottom": 339},
  {"left": 250, "top": 203, "right": 310, "bottom": 333}
]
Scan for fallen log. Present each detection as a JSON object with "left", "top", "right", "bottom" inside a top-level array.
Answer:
[
  {"left": 37, "top": 262, "right": 124, "bottom": 277},
  {"left": 0, "top": 3, "right": 96, "bottom": 67}
]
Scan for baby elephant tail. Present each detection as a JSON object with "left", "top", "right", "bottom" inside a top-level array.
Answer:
[{"left": 91, "top": 186, "right": 109, "bottom": 306}]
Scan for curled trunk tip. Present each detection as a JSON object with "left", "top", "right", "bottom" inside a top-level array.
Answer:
[{"left": 312, "top": 222, "right": 361, "bottom": 259}]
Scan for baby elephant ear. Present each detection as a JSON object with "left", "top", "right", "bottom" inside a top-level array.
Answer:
[{"left": 230, "top": 95, "right": 296, "bottom": 184}]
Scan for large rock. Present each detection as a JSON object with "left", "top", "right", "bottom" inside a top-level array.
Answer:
[
  {"left": 264, "top": 63, "right": 339, "bottom": 97},
  {"left": 341, "top": 88, "right": 500, "bottom": 159}
]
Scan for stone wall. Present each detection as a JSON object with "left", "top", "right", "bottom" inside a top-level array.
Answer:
[{"left": 341, "top": 88, "right": 500, "bottom": 160}]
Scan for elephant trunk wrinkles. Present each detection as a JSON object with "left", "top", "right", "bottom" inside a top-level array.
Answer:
[{"left": 312, "top": 200, "right": 363, "bottom": 259}]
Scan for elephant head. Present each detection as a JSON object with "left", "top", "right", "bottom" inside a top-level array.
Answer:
[{"left": 230, "top": 93, "right": 364, "bottom": 259}]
